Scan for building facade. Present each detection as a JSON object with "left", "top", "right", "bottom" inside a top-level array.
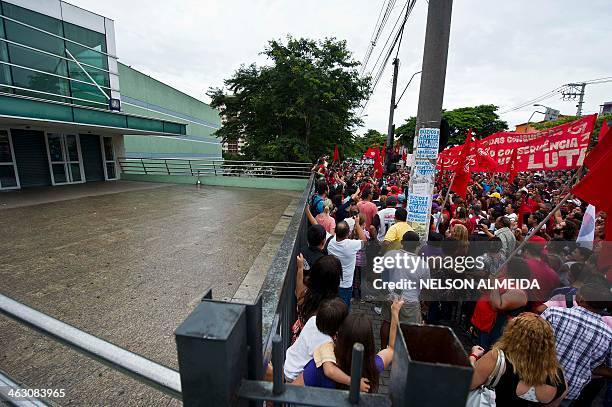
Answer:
[{"left": 0, "top": 0, "right": 221, "bottom": 190}]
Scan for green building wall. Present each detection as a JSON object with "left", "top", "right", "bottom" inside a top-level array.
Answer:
[{"left": 118, "top": 63, "right": 222, "bottom": 159}]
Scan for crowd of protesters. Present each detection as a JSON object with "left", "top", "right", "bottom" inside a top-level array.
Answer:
[{"left": 282, "top": 155, "right": 611, "bottom": 406}]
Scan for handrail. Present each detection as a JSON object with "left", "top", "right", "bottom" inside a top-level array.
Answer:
[
  {"left": 0, "top": 370, "right": 48, "bottom": 406},
  {"left": 260, "top": 174, "right": 315, "bottom": 364},
  {"left": 118, "top": 157, "right": 312, "bottom": 165},
  {"left": 117, "top": 158, "right": 312, "bottom": 179},
  {"left": 0, "top": 293, "right": 182, "bottom": 400}
]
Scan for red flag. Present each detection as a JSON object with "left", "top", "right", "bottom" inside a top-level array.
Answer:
[
  {"left": 599, "top": 119, "right": 610, "bottom": 143},
  {"left": 507, "top": 148, "right": 518, "bottom": 185},
  {"left": 374, "top": 148, "right": 384, "bottom": 178},
  {"left": 572, "top": 143, "right": 612, "bottom": 211},
  {"left": 333, "top": 144, "right": 339, "bottom": 161},
  {"left": 364, "top": 147, "right": 378, "bottom": 159},
  {"left": 585, "top": 123, "right": 612, "bottom": 169},
  {"left": 453, "top": 171, "right": 470, "bottom": 199},
  {"left": 475, "top": 147, "right": 499, "bottom": 172},
  {"left": 451, "top": 129, "right": 473, "bottom": 198}
]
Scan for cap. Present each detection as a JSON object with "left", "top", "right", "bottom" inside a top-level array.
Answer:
[
  {"left": 386, "top": 196, "right": 397, "bottom": 206},
  {"left": 488, "top": 192, "right": 501, "bottom": 199}
]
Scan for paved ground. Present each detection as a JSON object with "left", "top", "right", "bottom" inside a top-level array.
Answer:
[{"left": 0, "top": 181, "right": 299, "bottom": 406}]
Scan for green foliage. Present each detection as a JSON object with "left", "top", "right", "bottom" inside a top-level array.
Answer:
[
  {"left": 531, "top": 115, "right": 578, "bottom": 130},
  {"left": 395, "top": 105, "right": 508, "bottom": 151},
  {"left": 208, "top": 36, "right": 371, "bottom": 162},
  {"left": 347, "top": 129, "right": 387, "bottom": 157},
  {"left": 222, "top": 152, "right": 243, "bottom": 161}
]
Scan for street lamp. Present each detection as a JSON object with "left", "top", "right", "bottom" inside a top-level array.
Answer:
[{"left": 525, "top": 104, "right": 546, "bottom": 132}]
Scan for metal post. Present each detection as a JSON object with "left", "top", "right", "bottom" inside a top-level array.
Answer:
[
  {"left": 385, "top": 58, "right": 400, "bottom": 173},
  {"left": 175, "top": 300, "right": 249, "bottom": 406},
  {"left": 141, "top": 158, "right": 147, "bottom": 174},
  {"left": 271, "top": 335, "right": 284, "bottom": 396},
  {"left": 577, "top": 83, "right": 586, "bottom": 117},
  {"left": 349, "top": 343, "right": 364, "bottom": 404},
  {"left": 165, "top": 159, "right": 170, "bottom": 175},
  {"left": 406, "top": 0, "right": 453, "bottom": 241}
]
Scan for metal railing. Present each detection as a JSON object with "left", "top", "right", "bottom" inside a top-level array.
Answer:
[
  {"left": 0, "top": 294, "right": 182, "bottom": 402},
  {"left": 117, "top": 158, "right": 312, "bottom": 179}
]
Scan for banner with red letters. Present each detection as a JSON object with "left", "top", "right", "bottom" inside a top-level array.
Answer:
[{"left": 437, "top": 114, "right": 597, "bottom": 173}]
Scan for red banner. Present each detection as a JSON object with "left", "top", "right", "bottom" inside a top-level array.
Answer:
[{"left": 437, "top": 115, "right": 597, "bottom": 173}]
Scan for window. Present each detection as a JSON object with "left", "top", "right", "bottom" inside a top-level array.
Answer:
[
  {"left": 0, "top": 13, "right": 12, "bottom": 94},
  {"left": 101, "top": 136, "right": 117, "bottom": 180},
  {"left": 0, "top": 2, "right": 111, "bottom": 108},
  {"left": 0, "top": 129, "right": 19, "bottom": 189}
]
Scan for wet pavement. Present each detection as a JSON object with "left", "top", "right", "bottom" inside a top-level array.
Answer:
[{"left": 0, "top": 182, "right": 299, "bottom": 406}]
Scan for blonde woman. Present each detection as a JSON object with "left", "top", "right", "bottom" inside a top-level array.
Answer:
[
  {"left": 470, "top": 313, "right": 567, "bottom": 406},
  {"left": 315, "top": 199, "right": 336, "bottom": 234},
  {"left": 450, "top": 223, "right": 470, "bottom": 256}
]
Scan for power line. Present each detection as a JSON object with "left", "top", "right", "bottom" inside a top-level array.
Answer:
[
  {"left": 360, "top": 0, "right": 396, "bottom": 76},
  {"left": 499, "top": 76, "right": 612, "bottom": 115},
  {"left": 359, "top": 0, "right": 418, "bottom": 117}
]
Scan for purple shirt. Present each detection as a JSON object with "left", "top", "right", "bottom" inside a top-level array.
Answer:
[{"left": 303, "top": 355, "right": 384, "bottom": 388}]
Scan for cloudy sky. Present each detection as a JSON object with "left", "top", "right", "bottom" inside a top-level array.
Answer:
[{"left": 72, "top": 0, "right": 611, "bottom": 134}]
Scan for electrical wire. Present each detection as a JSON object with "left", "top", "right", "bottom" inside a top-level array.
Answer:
[
  {"left": 359, "top": 0, "right": 417, "bottom": 117},
  {"left": 360, "top": 0, "right": 396, "bottom": 76}
]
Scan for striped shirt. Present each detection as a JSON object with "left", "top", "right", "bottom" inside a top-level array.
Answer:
[{"left": 542, "top": 306, "right": 612, "bottom": 400}]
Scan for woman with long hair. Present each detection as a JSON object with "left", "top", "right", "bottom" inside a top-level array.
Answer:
[
  {"left": 451, "top": 223, "right": 470, "bottom": 256},
  {"left": 303, "top": 300, "right": 403, "bottom": 392},
  {"left": 470, "top": 313, "right": 567, "bottom": 406},
  {"left": 293, "top": 255, "right": 341, "bottom": 343}
]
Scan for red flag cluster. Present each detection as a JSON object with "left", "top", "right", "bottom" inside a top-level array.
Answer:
[{"left": 572, "top": 120, "right": 612, "bottom": 239}]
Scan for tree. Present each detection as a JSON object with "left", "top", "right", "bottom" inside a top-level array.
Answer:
[
  {"left": 348, "top": 129, "right": 387, "bottom": 157},
  {"left": 395, "top": 105, "right": 508, "bottom": 152},
  {"left": 208, "top": 36, "right": 371, "bottom": 162}
]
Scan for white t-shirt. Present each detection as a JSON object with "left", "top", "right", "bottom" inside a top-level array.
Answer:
[
  {"left": 505, "top": 213, "right": 518, "bottom": 223},
  {"left": 283, "top": 316, "right": 331, "bottom": 380},
  {"left": 327, "top": 237, "right": 364, "bottom": 288},
  {"left": 377, "top": 207, "right": 397, "bottom": 241}
]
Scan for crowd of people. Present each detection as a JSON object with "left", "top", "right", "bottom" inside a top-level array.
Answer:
[{"left": 280, "top": 156, "right": 611, "bottom": 406}]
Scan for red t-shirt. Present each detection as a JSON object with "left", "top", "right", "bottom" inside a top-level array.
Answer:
[
  {"left": 357, "top": 200, "right": 378, "bottom": 229},
  {"left": 525, "top": 257, "right": 561, "bottom": 307}
]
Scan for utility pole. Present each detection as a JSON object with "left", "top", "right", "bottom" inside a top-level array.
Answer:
[
  {"left": 385, "top": 58, "right": 400, "bottom": 173},
  {"left": 576, "top": 83, "right": 586, "bottom": 117},
  {"left": 406, "top": 0, "right": 453, "bottom": 240},
  {"left": 562, "top": 83, "right": 586, "bottom": 117}
]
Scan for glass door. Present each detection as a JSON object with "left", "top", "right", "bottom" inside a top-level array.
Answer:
[
  {"left": 0, "top": 129, "right": 20, "bottom": 190},
  {"left": 101, "top": 136, "right": 118, "bottom": 180},
  {"left": 45, "top": 133, "right": 85, "bottom": 185}
]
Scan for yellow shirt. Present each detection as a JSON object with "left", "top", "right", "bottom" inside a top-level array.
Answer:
[{"left": 384, "top": 221, "right": 413, "bottom": 250}]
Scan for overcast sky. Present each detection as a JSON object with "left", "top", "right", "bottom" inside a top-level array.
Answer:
[{"left": 72, "top": 0, "right": 612, "bottom": 134}]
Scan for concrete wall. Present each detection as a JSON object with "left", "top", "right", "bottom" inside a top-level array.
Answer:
[
  {"left": 121, "top": 173, "right": 308, "bottom": 191},
  {"left": 118, "top": 63, "right": 222, "bottom": 159}
]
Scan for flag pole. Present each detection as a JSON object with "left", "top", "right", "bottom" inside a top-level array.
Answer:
[
  {"left": 435, "top": 171, "right": 456, "bottom": 231},
  {"left": 492, "top": 166, "right": 584, "bottom": 274}
]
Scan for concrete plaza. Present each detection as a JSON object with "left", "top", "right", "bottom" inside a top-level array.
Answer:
[{"left": 0, "top": 181, "right": 299, "bottom": 405}]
